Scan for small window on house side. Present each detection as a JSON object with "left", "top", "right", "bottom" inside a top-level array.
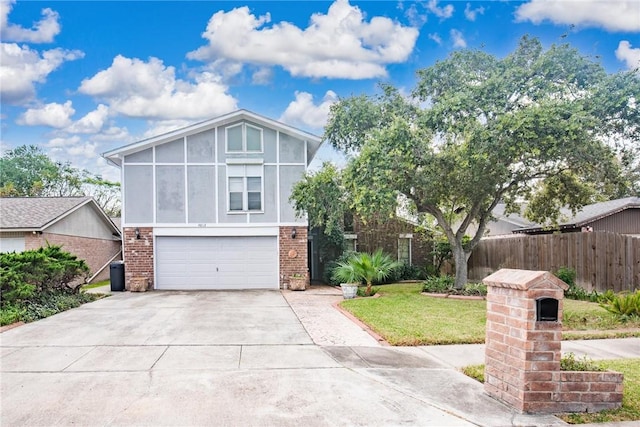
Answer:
[
  {"left": 227, "top": 125, "right": 243, "bottom": 152},
  {"left": 246, "top": 126, "right": 262, "bottom": 152},
  {"left": 398, "top": 237, "right": 411, "bottom": 265},
  {"left": 229, "top": 177, "right": 244, "bottom": 211},
  {"left": 247, "top": 177, "right": 262, "bottom": 210},
  {"left": 226, "top": 123, "right": 263, "bottom": 153},
  {"left": 344, "top": 234, "right": 357, "bottom": 252}
]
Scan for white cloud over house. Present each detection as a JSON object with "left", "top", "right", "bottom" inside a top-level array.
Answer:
[
  {"left": 515, "top": 0, "right": 640, "bottom": 32},
  {"left": 464, "top": 3, "right": 484, "bottom": 22},
  {"left": 280, "top": 90, "right": 338, "bottom": 131},
  {"left": 426, "top": 0, "right": 454, "bottom": 20},
  {"left": 450, "top": 29, "right": 467, "bottom": 48},
  {"left": 187, "top": 0, "right": 419, "bottom": 80},
  {"left": 17, "top": 100, "right": 75, "bottom": 128},
  {"left": 78, "top": 55, "right": 237, "bottom": 120},
  {"left": 616, "top": 41, "right": 640, "bottom": 71},
  {"left": 0, "top": 43, "right": 83, "bottom": 105},
  {"left": 0, "top": 0, "right": 61, "bottom": 43}
]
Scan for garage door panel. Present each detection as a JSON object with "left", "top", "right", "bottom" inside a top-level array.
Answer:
[{"left": 156, "top": 236, "right": 277, "bottom": 290}]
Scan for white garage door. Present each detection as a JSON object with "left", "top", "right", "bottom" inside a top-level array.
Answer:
[{"left": 155, "top": 236, "right": 278, "bottom": 290}]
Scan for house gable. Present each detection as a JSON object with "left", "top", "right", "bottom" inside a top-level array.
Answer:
[{"left": 109, "top": 111, "right": 319, "bottom": 228}]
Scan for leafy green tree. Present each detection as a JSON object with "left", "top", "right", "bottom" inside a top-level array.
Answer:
[
  {"left": 0, "top": 145, "right": 121, "bottom": 216},
  {"left": 0, "top": 145, "right": 59, "bottom": 196},
  {"left": 290, "top": 162, "right": 348, "bottom": 275},
  {"left": 325, "top": 36, "right": 636, "bottom": 289}
]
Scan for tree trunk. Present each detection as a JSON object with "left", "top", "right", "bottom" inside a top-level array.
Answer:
[{"left": 452, "top": 243, "right": 468, "bottom": 290}]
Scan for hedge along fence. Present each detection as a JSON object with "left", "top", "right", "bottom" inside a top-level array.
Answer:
[{"left": 468, "top": 232, "right": 640, "bottom": 293}]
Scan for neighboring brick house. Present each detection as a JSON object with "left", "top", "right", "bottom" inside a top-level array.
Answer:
[
  {"left": 103, "top": 109, "right": 322, "bottom": 290},
  {"left": 308, "top": 213, "right": 432, "bottom": 282},
  {"left": 0, "top": 197, "right": 122, "bottom": 282}
]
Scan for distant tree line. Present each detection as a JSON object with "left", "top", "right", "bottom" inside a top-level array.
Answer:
[{"left": 0, "top": 145, "right": 121, "bottom": 217}]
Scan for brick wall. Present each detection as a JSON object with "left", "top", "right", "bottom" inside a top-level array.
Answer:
[
  {"left": 483, "top": 269, "right": 623, "bottom": 414},
  {"left": 353, "top": 216, "right": 431, "bottom": 267},
  {"left": 25, "top": 232, "right": 121, "bottom": 283},
  {"left": 279, "top": 226, "right": 308, "bottom": 289},
  {"left": 122, "top": 227, "right": 154, "bottom": 290}
]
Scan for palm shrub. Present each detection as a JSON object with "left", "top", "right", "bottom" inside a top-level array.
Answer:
[
  {"left": 599, "top": 290, "right": 640, "bottom": 320},
  {"left": 332, "top": 249, "right": 401, "bottom": 296}
]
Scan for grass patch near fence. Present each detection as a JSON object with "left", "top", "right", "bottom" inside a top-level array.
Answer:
[
  {"left": 340, "top": 283, "right": 640, "bottom": 346},
  {"left": 81, "top": 279, "right": 110, "bottom": 290},
  {"left": 461, "top": 359, "right": 640, "bottom": 424}
]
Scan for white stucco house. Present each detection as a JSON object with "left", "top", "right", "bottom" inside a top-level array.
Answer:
[{"left": 103, "top": 110, "right": 323, "bottom": 290}]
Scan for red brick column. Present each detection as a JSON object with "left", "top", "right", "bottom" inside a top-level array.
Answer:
[
  {"left": 483, "top": 269, "right": 623, "bottom": 413},
  {"left": 123, "top": 227, "right": 154, "bottom": 290},
  {"left": 279, "top": 226, "right": 308, "bottom": 289}
]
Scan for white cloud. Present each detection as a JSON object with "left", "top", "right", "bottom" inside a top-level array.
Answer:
[
  {"left": 450, "top": 29, "right": 467, "bottom": 48},
  {"left": 426, "top": 0, "right": 454, "bottom": 19},
  {"left": 464, "top": 3, "right": 484, "bottom": 21},
  {"left": 404, "top": 3, "right": 428, "bottom": 27},
  {"left": 0, "top": 43, "right": 84, "bottom": 105},
  {"left": 17, "top": 100, "right": 75, "bottom": 128},
  {"left": 616, "top": 41, "right": 640, "bottom": 71},
  {"left": 280, "top": 90, "right": 338, "bottom": 131},
  {"left": 187, "top": 0, "right": 419, "bottom": 80},
  {"left": 0, "top": 0, "right": 60, "bottom": 43},
  {"left": 48, "top": 135, "right": 81, "bottom": 148},
  {"left": 515, "top": 0, "right": 640, "bottom": 32},
  {"left": 78, "top": 55, "right": 237, "bottom": 120},
  {"left": 66, "top": 104, "right": 110, "bottom": 134},
  {"left": 428, "top": 33, "right": 442, "bottom": 45},
  {"left": 251, "top": 67, "right": 273, "bottom": 85}
]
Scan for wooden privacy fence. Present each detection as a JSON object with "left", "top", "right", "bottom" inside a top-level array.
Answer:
[{"left": 468, "top": 231, "right": 640, "bottom": 292}]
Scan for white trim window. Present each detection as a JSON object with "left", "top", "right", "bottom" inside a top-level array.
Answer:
[
  {"left": 227, "top": 165, "right": 263, "bottom": 212},
  {"left": 398, "top": 234, "right": 412, "bottom": 265},
  {"left": 226, "top": 123, "right": 263, "bottom": 153},
  {"left": 344, "top": 233, "right": 357, "bottom": 252}
]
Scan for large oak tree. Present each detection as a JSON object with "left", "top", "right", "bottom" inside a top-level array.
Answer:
[{"left": 324, "top": 36, "right": 638, "bottom": 289}]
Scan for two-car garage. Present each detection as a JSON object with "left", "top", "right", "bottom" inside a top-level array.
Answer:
[{"left": 155, "top": 236, "right": 279, "bottom": 290}]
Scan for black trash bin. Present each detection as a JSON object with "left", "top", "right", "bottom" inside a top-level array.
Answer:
[{"left": 110, "top": 261, "right": 125, "bottom": 291}]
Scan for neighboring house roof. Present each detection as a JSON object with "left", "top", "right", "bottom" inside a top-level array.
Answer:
[
  {"left": 490, "top": 204, "right": 536, "bottom": 229},
  {"left": 513, "top": 197, "right": 640, "bottom": 234},
  {"left": 0, "top": 197, "right": 121, "bottom": 236},
  {"left": 102, "top": 109, "right": 323, "bottom": 167}
]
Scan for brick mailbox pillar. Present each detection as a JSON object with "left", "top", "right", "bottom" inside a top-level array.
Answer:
[{"left": 483, "top": 269, "right": 623, "bottom": 414}]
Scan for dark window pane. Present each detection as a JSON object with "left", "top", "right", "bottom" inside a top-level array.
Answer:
[{"left": 229, "top": 192, "right": 243, "bottom": 211}]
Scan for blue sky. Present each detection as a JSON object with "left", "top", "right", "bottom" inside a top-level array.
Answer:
[{"left": 1, "top": 0, "right": 639, "bottom": 181}]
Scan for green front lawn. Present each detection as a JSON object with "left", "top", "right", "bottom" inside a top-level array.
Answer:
[
  {"left": 80, "top": 279, "right": 110, "bottom": 290},
  {"left": 340, "top": 283, "right": 640, "bottom": 346}
]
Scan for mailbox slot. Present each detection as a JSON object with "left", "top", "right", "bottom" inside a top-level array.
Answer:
[{"left": 536, "top": 297, "right": 559, "bottom": 321}]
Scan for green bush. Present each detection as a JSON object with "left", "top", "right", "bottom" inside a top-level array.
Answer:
[
  {"left": 422, "top": 275, "right": 455, "bottom": 293},
  {"left": 599, "top": 290, "right": 640, "bottom": 320},
  {"left": 386, "top": 263, "right": 425, "bottom": 283},
  {"left": 560, "top": 353, "right": 605, "bottom": 372},
  {"left": 0, "top": 244, "right": 89, "bottom": 304},
  {"left": 323, "top": 250, "right": 358, "bottom": 285},
  {"left": 555, "top": 267, "right": 600, "bottom": 301}
]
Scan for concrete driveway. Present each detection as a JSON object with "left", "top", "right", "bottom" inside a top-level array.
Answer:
[{"left": 1, "top": 290, "right": 565, "bottom": 426}]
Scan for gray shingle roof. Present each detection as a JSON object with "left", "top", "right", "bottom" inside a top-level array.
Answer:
[
  {"left": 0, "top": 197, "right": 92, "bottom": 230},
  {"left": 514, "top": 197, "right": 640, "bottom": 232}
]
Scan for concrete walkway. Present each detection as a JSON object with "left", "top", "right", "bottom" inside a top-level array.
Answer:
[{"left": 1, "top": 287, "right": 637, "bottom": 426}]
